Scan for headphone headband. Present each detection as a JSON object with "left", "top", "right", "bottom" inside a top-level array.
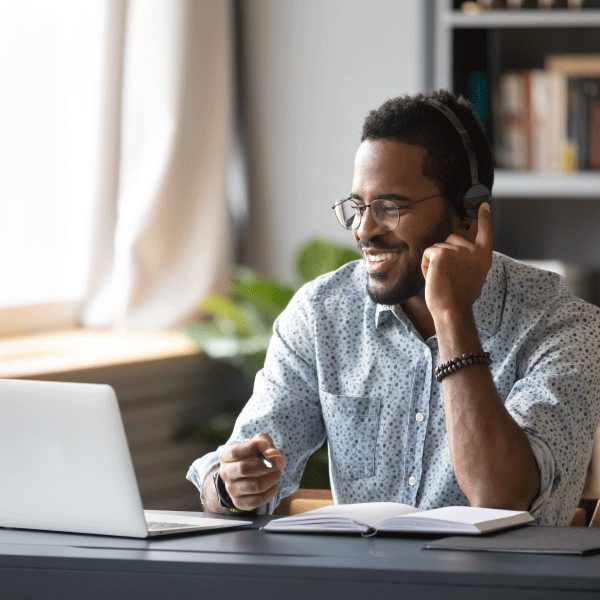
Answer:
[
  {"left": 426, "top": 99, "right": 479, "bottom": 184},
  {"left": 425, "top": 98, "right": 490, "bottom": 219}
]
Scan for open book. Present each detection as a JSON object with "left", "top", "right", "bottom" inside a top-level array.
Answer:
[{"left": 263, "top": 502, "right": 535, "bottom": 536}]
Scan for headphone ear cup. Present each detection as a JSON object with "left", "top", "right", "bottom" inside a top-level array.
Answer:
[{"left": 459, "top": 183, "right": 491, "bottom": 220}]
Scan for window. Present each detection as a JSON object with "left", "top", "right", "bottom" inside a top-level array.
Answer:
[{"left": 0, "top": 1, "right": 105, "bottom": 313}]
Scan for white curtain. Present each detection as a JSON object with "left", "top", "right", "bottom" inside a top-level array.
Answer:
[{"left": 82, "top": 0, "right": 233, "bottom": 329}]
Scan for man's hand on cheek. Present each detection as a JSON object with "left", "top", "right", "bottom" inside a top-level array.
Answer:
[{"left": 421, "top": 202, "right": 493, "bottom": 319}]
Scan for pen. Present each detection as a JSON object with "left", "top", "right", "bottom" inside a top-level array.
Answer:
[
  {"left": 259, "top": 453, "right": 273, "bottom": 469},
  {"left": 242, "top": 438, "right": 274, "bottom": 469}
]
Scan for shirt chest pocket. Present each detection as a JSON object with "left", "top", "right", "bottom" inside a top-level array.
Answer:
[{"left": 320, "top": 391, "right": 381, "bottom": 481}]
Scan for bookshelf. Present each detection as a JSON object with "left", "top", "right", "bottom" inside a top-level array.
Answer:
[
  {"left": 442, "top": 9, "right": 600, "bottom": 28},
  {"left": 430, "top": 1, "right": 600, "bottom": 199},
  {"left": 427, "top": 1, "right": 600, "bottom": 276}
]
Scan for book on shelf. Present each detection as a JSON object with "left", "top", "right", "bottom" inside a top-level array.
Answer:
[
  {"left": 546, "top": 54, "right": 600, "bottom": 171},
  {"left": 460, "top": 1, "right": 600, "bottom": 13},
  {"left": 590, "top": 93, "right": 600, "bottom": 169},
  {"left": 494, "top": 69, "right": 564, "bottom": 171},
  {"left": 469, "top": 71, "right": 489, "bottom": 125},
  {"left": 493, "top": 70, "right": 529, "bottom": 170},
  {"left": 545, "top": 54, "right": 600, "bottom": 76},
  {"left": 492, "top": 55, "right": 600, "bottom": 172},
  {"left": 262, "top": 502, "right": 535, "bottom": 536}
]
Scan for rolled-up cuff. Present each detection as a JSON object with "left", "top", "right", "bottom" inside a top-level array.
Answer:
[{"left": 186, "top": 448, "right": 222, "bottom": 503}]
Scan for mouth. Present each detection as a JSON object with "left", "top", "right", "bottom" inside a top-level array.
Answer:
[{"left": 362, "top": 250, "right": 400, "bottom": 274}]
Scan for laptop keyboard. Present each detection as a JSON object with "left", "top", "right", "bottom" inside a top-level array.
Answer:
[{"left": 146, "top": 521, "right": 193, "bottom": 531}]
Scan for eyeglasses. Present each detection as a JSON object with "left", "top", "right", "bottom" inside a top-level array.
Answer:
[{"left": 332, "top": 194, "right": 441, "bottom": 232}]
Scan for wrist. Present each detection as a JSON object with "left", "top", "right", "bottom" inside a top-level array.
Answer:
[
  {"left": 212, "top": 469, "right": 259, "bottom": 516},
  {"left": 432, "top": 307, "right": 485, "bottom": 367},
  {"left": 431, "top": 305, "right": 474, "bottom": 330},
  {"left": 201, "top": 467, "right": 230, "bottom": 514}
]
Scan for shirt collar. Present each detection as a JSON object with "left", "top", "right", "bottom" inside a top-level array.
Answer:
[
  {"left": 373, "top": 252, "right": 505, "bottom": 338},
  {"left": 375, "top": 302, "right": 394, "bottom": 328}
]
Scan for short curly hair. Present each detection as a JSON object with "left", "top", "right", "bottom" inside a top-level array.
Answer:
[{"left": 361, "top": 89, "right": 494, "bottom": 215}]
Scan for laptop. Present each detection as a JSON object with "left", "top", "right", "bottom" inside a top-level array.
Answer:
[{"left": 0, "top": 379, "right": 252, "bottom": 538}]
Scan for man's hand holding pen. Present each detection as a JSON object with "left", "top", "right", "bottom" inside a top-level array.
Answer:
[{"left": 218, "top": 433, "right": 286, "bottom": 512}]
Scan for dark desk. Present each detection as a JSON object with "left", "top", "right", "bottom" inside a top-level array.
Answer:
[{"left": 1, "top": 513, "right": 600, "bottom": 600}]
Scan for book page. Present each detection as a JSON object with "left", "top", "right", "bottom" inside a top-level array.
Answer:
[
  {"left": 276, "top": 502, "right": 421, "bottom": 528},
  {"left": 401, "top": 506, "right": 524, "bottom": 524},
  {"left": 376, "top": 506, "right": 532, "bottom": 533}
]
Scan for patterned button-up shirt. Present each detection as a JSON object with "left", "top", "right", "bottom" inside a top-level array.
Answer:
[{"left": 188, "top": 252, "right": 600, "bottom": 525}]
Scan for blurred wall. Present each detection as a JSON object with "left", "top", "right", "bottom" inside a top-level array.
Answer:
[{"left": 238, "top": 0, "right": 424, "bottom": 284}]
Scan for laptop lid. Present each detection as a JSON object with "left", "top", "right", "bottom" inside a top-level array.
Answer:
[{"left": 0, "top": 379, "right": 153, "bottom": 537}]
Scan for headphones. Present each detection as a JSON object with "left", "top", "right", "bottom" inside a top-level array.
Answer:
[{"left": 426, "top": 99, "right": 491, "bottom": 219}]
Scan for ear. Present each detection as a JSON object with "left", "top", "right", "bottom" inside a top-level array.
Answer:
[{"left": 458, "top": 216, "right": 478, "bottom": 242}]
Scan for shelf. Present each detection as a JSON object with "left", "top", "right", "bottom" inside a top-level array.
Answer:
[
  {"left": 493, "top": 170, "right": 600, "bottom": 198},
  {"left": 444, "top": 9, "right": 600, "bottom": 28}
]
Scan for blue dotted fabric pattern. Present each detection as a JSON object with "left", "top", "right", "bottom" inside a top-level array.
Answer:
[{"left": 187, "top": 252, "right": 600, "bottom": 525}]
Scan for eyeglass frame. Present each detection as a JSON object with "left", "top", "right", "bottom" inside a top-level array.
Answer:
[{"left": 332, "top": 192, "right": 442, "bottom": 232}]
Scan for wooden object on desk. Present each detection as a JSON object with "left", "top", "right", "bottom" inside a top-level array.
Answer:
[
  {"left": 574, "top": 423, "right": 600, "bottom": 526},
  {"left": 582, "top": 425, "right": 600, "bottom": 500},
  {"left": 274, "top": 488, "right": 334, "bottom": 516}
]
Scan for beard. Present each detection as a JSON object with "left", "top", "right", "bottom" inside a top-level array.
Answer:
[{"left": 366, "top": 265, "right": 425, "bottom": 306}]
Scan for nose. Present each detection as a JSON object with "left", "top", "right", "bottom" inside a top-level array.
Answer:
[{"left": 355, "top": 204, "right": 385, "bottom": 241}]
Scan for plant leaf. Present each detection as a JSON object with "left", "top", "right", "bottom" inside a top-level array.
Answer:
[
  {"left": 231, "top": 268, "right": 295, "bottom": 321},
  {"left": 200, "top": 294, "right": 253, "bottom": 337},
  {"left": 182, "top": 322, "right": 224, "bottom": 346},
  {"left": 183, "top": 323, "right": 272, "bottom": 360},
  {"left": 203, "top": 333, "right": 272, "bottom": 360},
  {"left": 296, "top": 237, "right": 361, "bottom": 283}
]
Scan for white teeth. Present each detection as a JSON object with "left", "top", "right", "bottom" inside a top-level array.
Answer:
[{"left": 368, "top": 253, "right": 395, "bottom": 262}]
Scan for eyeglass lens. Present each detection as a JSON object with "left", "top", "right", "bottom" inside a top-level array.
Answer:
[{"left": 334, "top": 199, "right": 400, "bottom": 231}]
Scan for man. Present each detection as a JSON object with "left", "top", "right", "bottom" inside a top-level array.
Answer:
[{"left": 188, "top": 90, "right": 600, "bottom": 525}]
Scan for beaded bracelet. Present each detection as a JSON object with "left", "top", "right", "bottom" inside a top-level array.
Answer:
[{"left": 435, "top": 351, "right": 492, "bottom": 382}]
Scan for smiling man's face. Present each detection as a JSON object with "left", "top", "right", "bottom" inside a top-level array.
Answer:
[{"left": 351, "top": 139, "right": 460, "bottom": 306}]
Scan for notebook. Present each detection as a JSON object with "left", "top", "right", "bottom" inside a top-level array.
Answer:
[
  {"left": 0, "top": 379, "right": 251, "bottom": 538},
  {"left": 424, "top": 525, "right": 600, "bottom": 556},
  {"left": 263, "top": 502, "right": 534, "bottom": 535}
]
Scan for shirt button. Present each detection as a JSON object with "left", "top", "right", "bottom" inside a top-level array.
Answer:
[
  {"left": 408, "top": 476, "right": 416, "bottom": 486},
  {"left": 415, "top": 412, "right": 424, "bottom": 422}
]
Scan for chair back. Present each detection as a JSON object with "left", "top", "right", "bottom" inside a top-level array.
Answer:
[
  {"left": 574, "top": 424, "right": 600, "bottom": 526},
  {"left": 273, "top": 489, "right": 333, "bottom": 516}
]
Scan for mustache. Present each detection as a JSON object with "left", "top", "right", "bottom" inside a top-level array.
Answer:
[{"left": 358, "top": 237, "right": 407, "bottom": 252}]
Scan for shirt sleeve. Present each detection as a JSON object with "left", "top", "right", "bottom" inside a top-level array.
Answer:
[
  {"left": 504, "top": 298, "right": 600, "bottom": 525},
  {"left": 187, "top": 283, "right": 327, "bottom": 513},
  {"left": 524, "top": 433, "right": 555, "bottom": 514},
  {"left": 186, "top": 449, "right": 220, "bottom": 506}
]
